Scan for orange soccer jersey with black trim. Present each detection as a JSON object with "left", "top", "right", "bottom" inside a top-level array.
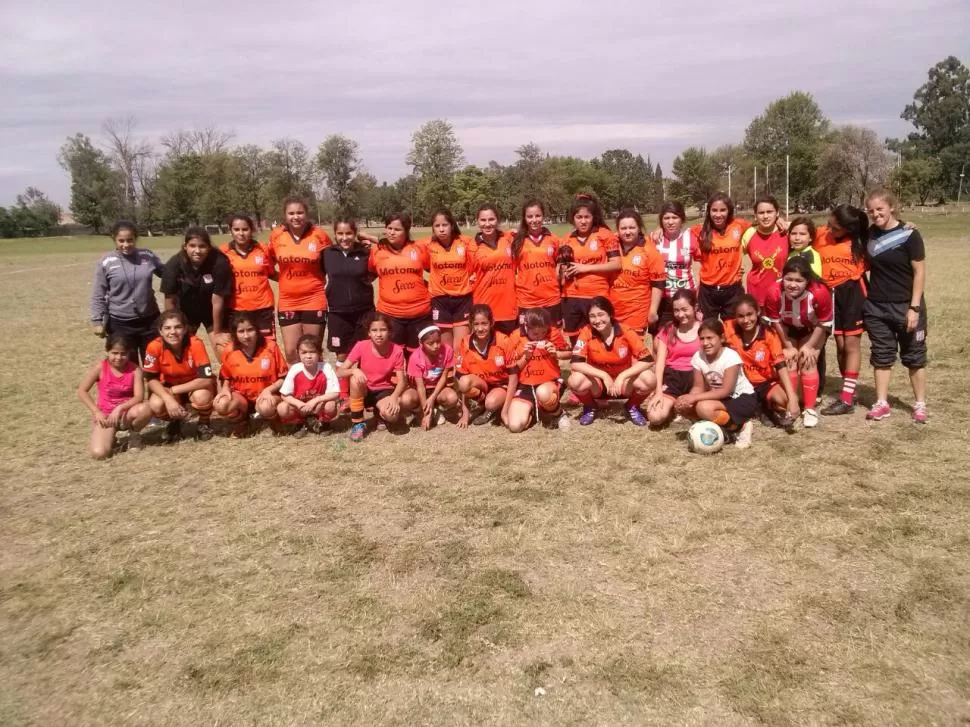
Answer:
[
  {"left": 691, "top": 219, "right": 751, "bottom": 287},
  {"left": 221, "top": 241, "right": 275, "bottom": 311},
  {"left": 723, "top": 320, "right": 784, "bottom": 385},
  {"left": 268, "top": 225, "right": 331, "bottom": 311},
  {"left": 143, "top": 335, "right": 212, "bottom": 387},
  {"left": 507, "top": 326, "right": 568, "bottom": 386},
  {"left": 368, "top": 242, "right": 431, "bottom": 318},
  {"left": 561, "top": 226, "right": 620, "bottom": 299},
  {"left": 420, "top": 236, "right": 475, "bottom": 297},
  {"left": 571, "top": 323, "right": 651, "bottom": 378},
  {"left": 609, "top": 240, "right": 666, "bottom": 332},
  {"left": 814, "top": 225, "right": 866, "bottom": 289},
  {"left": 456, "top": 332, "right": 514, "bottom": 386},
  {"left": 515, "top": 230, "right": 561, "bottom": 309},
  {"left": 469, "top": 232, "right": 517, "bottom": 322},
  {"left": 219, "top": 340, "right": 289, "bottom": 402}
]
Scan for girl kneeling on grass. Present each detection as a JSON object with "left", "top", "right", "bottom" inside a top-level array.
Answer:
[
  {"left": 277, "top": 334, "right": 340, "bottom": 437},
  {"left": 339, "top": 312, "right": 413, "bottom": 442},
  {"left": 77, "top": 334, "right": 152, "bottom": 458},
  {"left": 674, "top": 318, "right": 759, "bottom": 449},
  {"left": 504, "top": 308, "right": 572, "bottom": 432},
  {"left": 724, "top": 294, "right": 800, "bottom": 429},
  {"left": 763, "top": 256, "right": 833, "bottom": 428},
  {"left": 456, "top": 305, "right": 516, "bottom": 428},
  {"left": 401, "top": 325, "right": 459, "bottom": 430},
  {"left": 144, "top": 310, "right": 216, "bottom": 442},
  {"left": 213, "top": 312, "right": 289, "bottom": 437},
  {"left": 647, "top": 289, "right": 702, "bottom": 427},
  {"left": 566, "top": 296, "right": 656, "bottom": 426}
]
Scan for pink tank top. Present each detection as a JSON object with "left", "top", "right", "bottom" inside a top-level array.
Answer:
[
  {"left": 97, "top": 359, "right": 137, "bottom": 414},
  {"left": 656, "top": 326, "right": 701, "bottom": 372}
]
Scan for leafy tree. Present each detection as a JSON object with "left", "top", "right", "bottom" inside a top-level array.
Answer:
[
  {"left": 902, "top": 56, "right": 970, "bottom": 153},
  {"left": 669, "top": 147, "right": 719, "bottom": 210},
  {"left": 156, "top": 154, "right": 204, "bottom": 228},
  {"left": 393, "top": 175, "right": 419, "bottom": 217},
  {"left": 593, "top": 149, "right": 653, "bottom": 212},
  {"left": 348, "top": 172, "right": 377, "bottom": 224},
  {"left": 0, "top": 207, "right": 16, "bottom": 238},
  {"left": 234, "top": 144, "right": 269, "bottom": 226},
  {"left": 406, "top": 120, "right": 464, "bottom": 216},
  {"left": 816, "top": 126, "right": 892, "bottom": 206},
  {"left": 316, "top": 134, "right": 361, "bottom": 216},
  {"left": 711, "top": 144, "right": 754, "bottom": 207},
  {"left": 365, "top": 182, "right": 400, "bottom": 225},
  {"left": 453, "top": 165, "right": 496, "bottom": 225},
  {"left": 514, "top": 143, "right": 545, "bottom": 200},
  {"left": 744, "top": 92, "right": 830, "bottom": 207},
  {"left": 58, "top": 133, "right": 122, "bottom": 233},
  {"left": 650, "top": 163, "right": 665, "bottom": 211},
  {"left": 10, "top": 188, "right": 61, "bottom": 236},
  {"left": 893, "top": 158, "right": 944, "bottom": 205},
  {"left": 102, "top": 116, "right": 152, "bottom": 221},
  {"left": 264, "top": 138, "right": 317, "bottom": 217}
]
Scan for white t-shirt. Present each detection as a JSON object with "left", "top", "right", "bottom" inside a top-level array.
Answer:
[
  {"left": 690, "top": 347, "right": 754, "bottom": 398},
  {"left": 279, "top": 362, "right": 339, "bottom": 398}
]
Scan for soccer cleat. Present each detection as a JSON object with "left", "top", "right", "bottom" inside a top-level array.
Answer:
[
  {"left": 292, "top": 423, "right": 309, "bottom": 439},
  {"left": 802, "top": 408, "right": 819, "bottom": 428},
  {"left": 126, "top": 432, "right": 143, "bottom": 452},
  {"left": 578, "top": 406, "right": 597, "bottom": 426},
  {"left": 776, "top": 411, "right": 796, "bottom": 431},
  {"left": 557, "top": 410, "right": 571, "bottom": 429},
  {"left": 349, "top": 422, "right": 367, "bottom": 442},
  {"left": 163, "top": 420, "right": 181, "bottom": 443},
  {"left": 866, "top": 401, "right": 891, "bottom": 421},
  {"left": 196, "top": 421, "right": 214, "bottom": 441},
  {"left": 821, "top": 400, "right": 855, "bottom": 416},
  {"left": 735, "top": 420, "right": 754, "bottom": 449},
  {"left": 472, "top": 409, "right": 495, "bottom": 426},
  {"left": 376, "top": 416, "right": 388, "bottom": 431},
  {"left": 912, "top": 402, "right": 928, "bottom": 424},
  {"left": 626, "top": 405, "right": 647, "bottom": 427},
  {"left": 435, "top": 409, "right": 447, "bottom": 426},
  {"left": 229, "top": 419, "right": 250, "bottom": 439}
]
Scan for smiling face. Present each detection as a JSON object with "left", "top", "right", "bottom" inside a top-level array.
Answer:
[
  {"left": 477, "top": 208, "right": 498, "bottom": 238},
  {"left": 783, "top": 270, "right": 809, "bottom": 299},
  {"left": 867, "top": 195, "right": 896, "bottom": 229},
  {"left": 235, "top": 319, "right": 258, "bottom": 353},
  {"left": 368, "top": 319, "right": 390, "bottom": 347},
  {"left": 735, "top": 302, "right": 759, "bottom": 332},
  {"left": 617, "top": 217, "right": 640, "bottom": 245},
  {"left": 285, "top": 203, "right": 307, "bottom": 234},
  {"left": 160, "top": 317, "right": 186, "bottom": 347},
  {"left": 699, "top": 328, "right": 723, "bottom": 357},
  {"left": 588, "top": 304, "right": 612, "bottom": 334},
  {"left": 230, "top": 219, "right": 253, "bottom": 248},
  {"left": 432, "top": 214, "right": 453, "bottom": 243},
  {"left": 298, "top": 343, "right": 320, "bottom": 369},
  {"left": 184, "top": 237, "right": 211, "bottom": 266},
  {"left": 672, "top": 297, "right": 696, "bottom": 328},
  {"left": 662, "top": 212, "right": 684, "bottom": 237},
  {"left": 114, "top": 227, "right": 136, "bottom": 255},
  {"left": 106, "top": 342, "right": 128, "bottom": 369},
  {"left": 385, "top": 219, "right": 407, "bottom": 248},
  {"left": 573, "top": 207, "right": 593, "bottom": 236},
  {"left": 334, "top": 222, "right": 356, "bottom": 250},
  {"left": 471, "top": 312, "right": 492, "bottom": 340},
  {"left": 755, "top": 202, "right": 778, "bottom": 231},
  {"left": 788, "top": 224, "right": 813, "bottom": 251},
  {"left": 709, "top": 200, "right": 730, "bottom": 229},
  {"left": 525, "top": 205, "right": 544, "bottom": 235}
]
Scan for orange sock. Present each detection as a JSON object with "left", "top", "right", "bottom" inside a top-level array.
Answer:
[
  {"left": 712, "top": 410, "right": 731, "bottom": 426},
  {"left": 350, "top": 396, "right": 365, "bottom": 423}
]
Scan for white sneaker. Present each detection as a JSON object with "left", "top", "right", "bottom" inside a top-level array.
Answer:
[
  {"left": 735, "top": 421, "right": 754, "bottom": 449},
  {"left": 557, "top": 411, "right": 571, "bottom": 430},
  {"left": 802, "top": 408, "right": 819, "bottom": 428},
  {"left": 435, "top": 409, "right": 447, "bottom": 426}
]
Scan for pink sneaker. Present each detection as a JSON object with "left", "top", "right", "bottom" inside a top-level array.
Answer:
[
  {"left": 912, "top": 402, "right": 928, "bottom": 424},
  {"left": 866, "top": 400, "right": 891, "bottom": 421}
]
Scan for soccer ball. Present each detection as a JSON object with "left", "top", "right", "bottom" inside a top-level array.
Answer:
[{"left": 687, "top": 421, "right": 725, "bottom": 454}]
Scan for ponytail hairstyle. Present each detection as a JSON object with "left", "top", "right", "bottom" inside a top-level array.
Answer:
[
  {"left": 698, "top": 192, "right": 735, "bottom": 253},
  {"left": 513, "top": 199, "right": 545, "bottom": 259},
  {"left": 569, "top": 193, "right": 608, "bottom": 234},
  {"left": 380, "top": 212, "right": 412, "bottom": 249},
  {"left": 830, "top": 204, "right": 869, "bottom": 263},
  {"left": 615, "top": 208, "right": 646, "bottom": 240},
  {"left": 430, "top": 207, "right": 462, "bottom": 244},
  {"left": 229, "top": 310, "right": 266, "bottom": 352}
]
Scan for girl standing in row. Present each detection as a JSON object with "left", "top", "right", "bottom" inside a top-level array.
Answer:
[
  {"left": 221, "top": 214, "right": 276, "bottom": 340},
  {"left": 693, "top": 193, "right": 751, "bottom": 320},
  {"left": 742, "top": 196, "right": 788, "bottom": 308},
  {"left": 470, "top": 204, "right": 518, "bottom": 335},
  {"left": 424, "top": 209, "right": 475, "bottom": 347},
  {"left": 654, "top": 202, "right": 698, "bottom": 328},
  {"left": 513, "top": 200, "right": 561, "bottom": 326},
  {"left": 609, "top": 209, "right": 665, "bottom": 335}
]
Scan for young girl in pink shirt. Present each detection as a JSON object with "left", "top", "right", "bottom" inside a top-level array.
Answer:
[
  {"left": 402, "top": 325, "right": 459, "bottom": 429},
  {"left": 646, "top": 290, "right": 702, "bottom": 427}
]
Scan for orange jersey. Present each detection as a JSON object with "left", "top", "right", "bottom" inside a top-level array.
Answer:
[
  {"left": 268, "top": 225, "right": 331, "bottom": 310},
  {"left": 143, "top": 335, "right": 212, "bottom": 387},
  {"left": 571, "top": 323, "right": 651, "bottom": 378},
  {"left": 515, "top": 230, "right": 561, "bottom": 309},
  {"left": 220, "top": 242, "right": 275, "bottom": 311},
  {"left": 814, "top": 225, "right": 866, "bottom": 288},
  {"left": 508, "top": 326, "right": 568, "bottom": 386},
  {"left": 469, "top": 232, "right": 517, "bottom": 322},
  {"left": 562, "top": 226, "right": 620, "bottom": 299},
  {"left": 420, "top": 235, "right": 475, "bottom": 297},
  {"left": 368, "top": 242, "right": 431, "bottom": 319},
  {"left": 456, "top": 331, "right": 514, "bottom": 386},
  {"left": 691, "top": 219, "right": 751, "bottom": 286},
  {"left": 723, "top": 320, "right": 784, "bottom": 385},
  {"left": 609, "top": 240, "right": 666, "bottom": 332},
  {"left": 219, "top": 340, "right": 288, "bottom": 402}
]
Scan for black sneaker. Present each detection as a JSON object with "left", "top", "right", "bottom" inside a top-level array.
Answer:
[
  {"left": 821, "top": 400, "right": 854, "bottom": 416},
  {"left": 472, "top": 409, "right": 495, "bottom": 426},
  {"left": 292, "top": 423, "right": 309, "bottom": 439},
  {"left": 163, "top": 420, "right": 182, "bottom": 443},
  {"left": 196, "top": 421, "right": 214, "bottom": 441}
]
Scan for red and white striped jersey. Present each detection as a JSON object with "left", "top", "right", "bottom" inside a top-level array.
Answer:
[
  {"left": 763, "top": 280, "right": 834, "bottom": 330},
  {"left": 656, "top": 230, "right": 698, "bottom": 298}
]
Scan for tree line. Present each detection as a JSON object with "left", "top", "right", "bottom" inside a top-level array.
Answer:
[{"left": 5, "top": 56, "right": 966, "bottom": 238}]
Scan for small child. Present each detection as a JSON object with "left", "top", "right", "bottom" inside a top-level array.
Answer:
[
  {"left": 402, "top": 325, "right": 459, "bottom": 429},
  {"left": 278, "top": 334, "right": 340, "bottom": 436},
  {"left": 674, "top": 318, "right": 759, "bottom": 449},
  {"left": 77, "top": 334, "right": 152, "bottom": 459}
]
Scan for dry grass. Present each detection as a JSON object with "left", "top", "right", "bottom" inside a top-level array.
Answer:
[{"left": 2, "top": 214, "right": 969, "bottom": 725}]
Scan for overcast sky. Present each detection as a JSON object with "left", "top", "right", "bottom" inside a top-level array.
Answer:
[{"left": 1, "top": 0, "right": 968, "bottom": 205}]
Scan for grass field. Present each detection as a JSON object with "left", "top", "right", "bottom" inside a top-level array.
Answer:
[{"left": 2, "top": 213, "right": 969, "bottom": 725}]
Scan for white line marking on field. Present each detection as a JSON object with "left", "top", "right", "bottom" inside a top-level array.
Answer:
[{"left": 0, "top": 261, "right": 92, "bottom": 277}]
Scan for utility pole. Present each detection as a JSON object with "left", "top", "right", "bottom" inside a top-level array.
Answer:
[
  {"left": 959, "top": 162, "right": 967, "bottom": 205},
  {"left": 785, "top": 154, "right": 790, "bottom": 219},
  {"left": 753, "top": 166, "right": 757, "bottom": 199}
]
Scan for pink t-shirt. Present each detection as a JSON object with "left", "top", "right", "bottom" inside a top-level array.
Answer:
[
  {"left": 345, "top": 340, "right": 405, "bottom": 391},
  {"left": 407, "top": 343, "right": 454, "bottom": 386},
  {"left": 655, "top": 326, "right": 701, "bottom": 372},
  {"left": 97, "top": 359, "right": 137, "bottom": 415}
]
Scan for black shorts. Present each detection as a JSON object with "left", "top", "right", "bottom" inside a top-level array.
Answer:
[
  {"left": 494, "top": 320, "right": 518, "bottom": 336},
  {"left": 562, "top": 297, "right": 594, "bottom": 335},
  {"left": 863, "top": 299, "right": 927, "bottom": 369},
  {"left": 724, "top": 392, "right": 759, "bottom": 427},
  {"left": 386, "top": 312, "right": 434, "bottom": 349},
  {"left": 278, "top": 309, "right": 327, "bottom": 328},
  {"left": 782, "top": 323, "right": 814, "bottom": 343},
  {"left": 364, "top": 388, "right": 394, "bottom": 409},
  {"left": 519, "top": 303, "right": 563, "bottom": 327},
  {"left": 231, "top": 307, "right": 275, "bottom": 338},
  {"left": 753, "top": 380, "right": 781, "bottom": 406},
  {"left": 513, "top": 380, "right": 562, "bottom": 405},
  {"left": 661, "top": 368, "right": 694, "bottom": 398},
  {"left": 328, "top": 309, "right": 372, "bottom": 355},
  {"left": 106, "top": 314, "right": 159, "bottom": 362},
  {"left": 832, "top": 279, "right": 866, "bottom": 336},
  {"left": 698, "top": 283, "right": 744, "bottom": 320},
  {"left": 431, "top": 294, "right": 473, "bottom": 328}
]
